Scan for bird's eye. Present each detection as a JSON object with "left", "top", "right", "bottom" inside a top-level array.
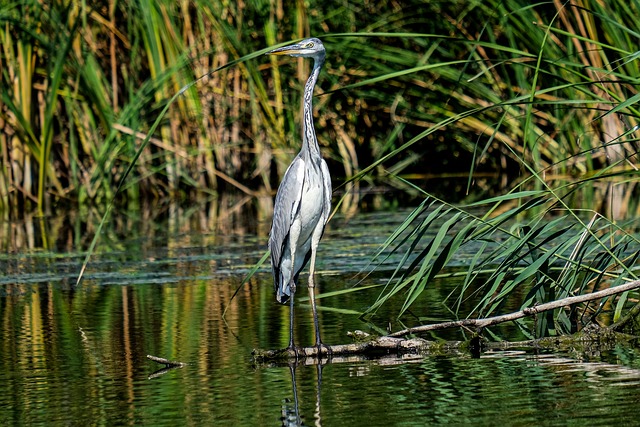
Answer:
[{"left": 306, "top": 42, "right": 314, "bottom": 48}]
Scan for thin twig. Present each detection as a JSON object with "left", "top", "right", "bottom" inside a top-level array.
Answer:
[{"left": 146, "top": 354, "right": 187, "bottom": 367}]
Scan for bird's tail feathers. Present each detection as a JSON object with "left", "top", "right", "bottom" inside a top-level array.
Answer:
[
  {"left": 275, "top": 290, "right": 290, "bottom": 304},
  {"left": 274, "top": 267, "right": 297, "bottom": 304}
]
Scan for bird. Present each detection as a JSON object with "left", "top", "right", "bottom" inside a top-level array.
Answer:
[{"left": 266, "top": 37, "right": 332, "bottom": 356}]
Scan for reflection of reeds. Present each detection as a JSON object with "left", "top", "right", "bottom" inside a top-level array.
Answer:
[
  {"left": 0, "top": 193, "right": 272, "bottom": 253},
  {"left": 1, "top": 1, "right": 639, "bottom": 215},
  {"left": 0, "top": 270, "right": 287, "bottom": 423}
]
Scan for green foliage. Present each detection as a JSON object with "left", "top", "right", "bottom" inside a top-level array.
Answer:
[
  {"left": 361, "top": 173, "right": 640, "bottom": 337},
  {"left": 325, "top": 0, "right": 640, "bottom": 335},
  {"left": 1, "top": 0, "right": 639, "bottom": 216}
]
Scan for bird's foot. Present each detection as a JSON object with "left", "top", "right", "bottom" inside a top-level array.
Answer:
[
  {"left": 287, "top": 344, "right": 300, "bottom": 360},
  {"left": 315, "top": 342, "right": 332, "bottom": 358}
]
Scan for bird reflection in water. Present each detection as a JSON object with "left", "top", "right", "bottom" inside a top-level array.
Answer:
[{"left": 280, "top": 361, "right": 325, "bottom": 427}]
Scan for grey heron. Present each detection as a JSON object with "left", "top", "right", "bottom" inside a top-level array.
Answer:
[{"left": 266, "top": 38, "right": 332, "bottom": 356}]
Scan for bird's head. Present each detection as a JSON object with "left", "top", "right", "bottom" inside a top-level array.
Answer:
[{"left": 266, "top": 38, "right": 325, "bottom": 60}]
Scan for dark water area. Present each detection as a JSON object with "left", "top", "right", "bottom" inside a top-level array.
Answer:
[{"left": 2, "top": 197, "right": 640, "bottom": 426}]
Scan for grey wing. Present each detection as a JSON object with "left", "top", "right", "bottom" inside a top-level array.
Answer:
[
  {"left": 269, "top": 157, "right": 306, "bottom": 266},
  {"left": 320, "top": 159, "right": 332, "bottom": 224}
]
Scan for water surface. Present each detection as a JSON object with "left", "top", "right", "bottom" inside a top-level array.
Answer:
[{"left": 1, "top": 206, "right": 639, "bottom": 426}]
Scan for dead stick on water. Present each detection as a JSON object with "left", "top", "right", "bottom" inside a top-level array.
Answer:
[
  {"left": 146, "top": 354, "right": 187, "bottom": 367},
  {"left": 389, "top": 279, "right": 640, "bottom": 338}
]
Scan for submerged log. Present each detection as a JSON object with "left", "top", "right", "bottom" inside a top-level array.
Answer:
[
  {"left": 252, "top": 326, "right": 638, "bottom": 364},
  {"left": 252, "top": 332, "right": 468, "bottom": 361}
]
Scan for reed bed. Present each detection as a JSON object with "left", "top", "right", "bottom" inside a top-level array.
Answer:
[
  {"left": 2, "top": 0, "right": 640, "bottom": 328},
  {"left": 1, "top": 0, "right": 637, "bottom": 217}
]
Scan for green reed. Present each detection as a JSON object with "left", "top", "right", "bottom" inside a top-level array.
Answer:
[
  {"left": 2, "top": 0, "right": 640, "bottom": 332},
  {"left": 2, "top": 0, "right": 639, "bottom": 215}
]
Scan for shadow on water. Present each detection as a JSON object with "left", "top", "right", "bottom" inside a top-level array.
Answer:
[{"left": 1, "top": 179, "right": 640, "bottom": 425}]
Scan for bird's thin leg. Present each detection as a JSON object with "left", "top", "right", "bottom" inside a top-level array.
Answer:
[
  {"left": 288, "top": 286, "right": 299, "bottom": 359},
  {"left": 308, "top": 248, "right": 331, "bottom": 357}
]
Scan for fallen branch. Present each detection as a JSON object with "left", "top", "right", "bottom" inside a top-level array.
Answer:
[
  {"left": 389, "top": 279, "right": 640, "bottom": 338},
  {"left": 252, "top": 334, "right": 466, "bottom": 361},
  {"left": 253, "top": 280, "right": 640, "bottom": 361}
]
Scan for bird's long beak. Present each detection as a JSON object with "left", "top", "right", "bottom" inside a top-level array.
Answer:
[{"left": 266, "top": 42, "right": 304, "bottom": 56}]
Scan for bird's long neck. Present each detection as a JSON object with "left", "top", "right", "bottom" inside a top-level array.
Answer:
[{"left": 301, "top": 55, "right": 324, "bottom": 158}]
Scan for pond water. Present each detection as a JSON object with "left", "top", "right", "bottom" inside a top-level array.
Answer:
[{"left": 1, "top": 201, "right": 640, "bottom": 426}]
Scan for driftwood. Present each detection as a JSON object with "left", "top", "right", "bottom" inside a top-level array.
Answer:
[
  {"left": 146, "top": 354, "right": 187, "bottom": 379},
  {"left": 251, "top": 334, "right": 466, "bottom": 361},
  {"left": 146, "top": 354, "right": 187, "bottom": 367},
  {"left": 253, "top": 279, "right": 640, "bottom": 361}
]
